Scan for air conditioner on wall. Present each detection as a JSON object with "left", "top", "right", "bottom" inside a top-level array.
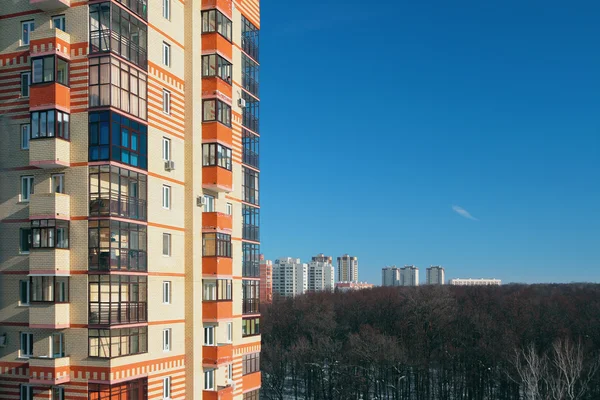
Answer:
[
  {"left": 164, "top": 160, "right": 175, "bottom": 171},
  {"left": 238, "top": 98, "right": 246, "bottom": 108},
  {"left": 197, "top": 196, "right": 206, "bottom": 207}
]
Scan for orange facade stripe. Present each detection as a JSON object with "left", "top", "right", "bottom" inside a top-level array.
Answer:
[
  {"left": 148, "top": 121, "right": 185, "bottom": 140},
  {"left": 147, "top": 171, "right": 185, "bottom": 185},
  {"left": 148, "top": 319, "right": 185, "bottom": 325},
  {"left": 147, "top": 221, "right": 185, "bottom": 232},
  {"left": 148, "top": 61, "right": 185, "bottom": 86},
  {"left": 0, "top": 9, "right": 41, "bottom": 20},
  {"left": 149, "top": 23, "right": 185, "bottom": 50}
]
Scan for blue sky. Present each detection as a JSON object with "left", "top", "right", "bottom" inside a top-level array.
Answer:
[{"left": 258, "top": 0, "right": 600, "bottom": 284}]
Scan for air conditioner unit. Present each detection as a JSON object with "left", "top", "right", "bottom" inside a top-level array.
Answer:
[
  {"left": 164, "top": 160, "right": 175, "bottom": 171},
  {"left": 226, "top": 379, "right": 236, "bottom": 390},
  {"left": 197, "top": 196, "right": 206, "bottom": 207},
  {"left": 238, "top": 98, "right": 246, "bottom": 108}
]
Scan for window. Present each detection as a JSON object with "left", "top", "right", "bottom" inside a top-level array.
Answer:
[
  {"left": 114, "top": 0, "right": 147, "bottom": 19},
  {"left": 242, "top": 15, "right": 259, "bottom": 61},
  {"left": 163, "top": 233, "right": 171, "bottom": 256},
  {"left": 202, "top": 233, "right": 231, "bottom": 257},
  {"left": 88, "top": 327, "right": 147, "bottom": 358},
  {"left": 242, "top": 129, "right": 259, "bottom": 168},
  {"left": 20, "top": 124, "right": 30, "bottom": 150},
  {"left": 52, "top": 387, "right": 64, "bottom": 400},
  {"left": 31, "top": 276, "right": 70, "bottom": 302},
  {"left": 52, "top": 333, "right": 64, "bottom": 358},
  {"left": 243, "top": 167, "right": 259, "bottom": 205},
  {"left": 89, "top": 275, "right": 147, "bottom": 325},
  {"left": 88, "top": 379, "right": 148, "bottom": 399},
  {"left": 228, "top": 364, "right": 233, "bottom": 380},
  {"left": 162, "top": 42, "right": 171, "bottom": 67},
  {"left": 20, "top": 385, "right": 34, "bottom": 400},
  {"left": 88, "top": 111, "right": 148, "bottom": 169},
  {"left": 203, "top": 99, "right": 231, "bottom": 126},
  {"left": 203, "top": 195, "right": 215, "bottom": 212},
  {"left": 20, "top": 332, "right": 33, "bottom": 357},
  {"left": 163, "top": 376, "right": 171, "bottom": 399},
  {"left": 204, "top": 369, "right": 215, "bottom": 390},
  {"left": 52, "top": 174, "right": 65, "bottom": 193},
  {"left": 88, "top": 220, "right": 147, "bottom": 272},
  {"left": 31, "top": 109, "right": 71, "bottom": 140},
  {"left": 202, "top": 54, "right": 232, "bottom": 83},
  {"left": 162, "top": 89, "right": 171, "bottom": 114},
  {"left": 162, "top": 185, "right": 171, "bottom": 209},
  {"left": 241, "top": 54, "right": 259, "bottom": 96},
  {"left": 243, "top": 280, "right": 260, "bottom": 314},
  {"left": 19, "top": 228, "right": 31, "bottom": 253},
  {"left": 242, "top": 91, "right": 259, "bottom": 133},
  {"left": 19, "top": 280, "right": 29, "bottom": 305},
  {"left": 163, "top": 281, "right": 171, "bottom": 304},
  {"left": 52, "top": 15, "right": 65, "bottom": 31},
  {"left": 243, "top": 242, "right": 260, "bottom": 277},
  {"left": 89, "top": 165, "right": 148, "bottom": 221},
  {"left": 243, "top": 390, "right": 260, "bottom": 400},
  {"left": 243, "top": 352, "right": 260, "bottom": 375},
  {"left": 243, "top": 205, "right": 260, "bottom": 241},
  {"left": 201, "top": 10, "right": 232, "bottom": 41},
  {"left": 162, "top": 0, "right": 170, "bottom": 20},
  {"left": 20, "top": 176, "right": 34, "bottom": 202},
  {"left": 163, "top": 328, "right": 171, "bottom": 351},
  {"left": 203, "top": 325, "right": 214, "bottom": 345},
  {"left": 162, "top": 137, "right": 171, "bottom": 161},
  {"left": 88, "top": 56, "right": 148, "bottom": 120},
  {"left": 31, "top": 219, "right": 69, "bottom": 248},
  {"left": 21, "top": 72, "right": 30, "bottom": 97},
  {"left": 242, "top": 317, "right": 260, "bottom": 337},
  {"left": 21, "top": 21, "right": 34, "bottom": 46},
  {"left": 226, "top": 203, "right": 232, "bottom": 215},
  {"left": 202, "top": 279, "right": 232, "bottom": 301},
  {"left": 227, "top": 322, "right": 232, "bottom": 343},
  {"left": 202, "top": 143, "right": 232, "bottom": 170},
  {"left": 32, "top": 56, "right": 68, "bottom": 85}
]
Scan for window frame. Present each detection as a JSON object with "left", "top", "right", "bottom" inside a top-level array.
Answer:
[
  {"left": 163, "top": 376, "right": 171, "bottom": 399},
  {"left": 203, "top": 194, "right": 215, "bottom": 212},
  {"left": 202, "top": 99, "right": 231, "bottom": 126},
  {"left": 31, "top": 219, "right": 70, "bottom": 249},
  {"left": 21, "top": 20, "right": 34, "bottom": 46},
  {"left": 202, "top": 53, "right": 232, "bottom": 83},
  {"left": 202, "top": 142, "right": 232, "bottom": 170},
  {"left": 162, "top": 185, "right": 171, "bottom": 209},
  {"left": 21, "top": 72, "right": 31, "bottom": 98},
  {"left": 162, "top": 0, "right": 171, "bottom": 20},
  {"left": 19, "top": 279, "right": 30, "bottom": 305},
  {"left": 52, "top": 174, "right": 65, "bottom": 194},
  {"left": 20, "top": 176, "right": 34, "bottom": 202},
  {"left": 30, "top": 109, "right": 70, "bottom": 140},
  {"left": 51, "top": 386, "right": 64, "bottom": 400},
  {"left": 52, "top": 332, "right": 65, "bottom": 358},
  {"left": 202, "top": 233, "right": 232, "bottom": 257},
  {"left": 203, "top": 325, "right": 214, "bottom": 345},
  {"left": 30, "top": 276, "right": 70, "bottom": 303},
  {"left": 20, "top": 332, "right": 33, "bottom": 358},
  {"left": 88, "top": 327, "right": 148, "bottom": 358},
  {"left": 204, "top": 369, "right": 215, "bottom": 390},
  {"left": 163, "top": 328, "right": 171, "bottom": 351},
  {"left": 162, "top": 233, "right": 171, "bottom": 256},
  {"left": 52, "top": 15, "right": 66, "bottom": 31},
  {"left": 201, "top": 9, "right": 232, "bottom": 41},
  {"left": 162, "top": 137, "right": 171, "bottom": 161},
  {"left": 21, "top": 124, "right": 30, "bottom": 150},
  {"left": 31, "top": 55, "right": 69, "bottom": 86},
  {"left": 21, "top": 384, "right": 34, "bottom": 400},
  {"left": 162, "top": 42, "right": 171, "bottom": 67},
  {"left": 226, "top": 202, "right": 232, "bottom": 215},
  {"left": 162, "top": 281, "right": 171, "bottom": 304},
  {"left": 163, "top": 89, "right": 171, "bottom": 114}
]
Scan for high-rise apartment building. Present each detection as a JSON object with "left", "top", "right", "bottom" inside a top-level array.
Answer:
[
  {"left": 260, "top": 255, "right": 273, "bottom": 304},
  {"left": 382, "top": 266, "right": 401, "bottom": 286},
  {"left": 400, "top": 265, "right": 419, "bottom": 286},
  {"left": 337, "top": 254, "right": 358, "bottom": 282},
  {"left": 308, "top": 254, "right": 334, "bottom": 292},
  {"left": 272, "top": 257, "right": 307, "bottom": 298},
  {"left": 426, "top": 266, "right": 445, "bottom": 285},
  {"left": 0, "top": 0, "right": 261, "bottom": 398}
]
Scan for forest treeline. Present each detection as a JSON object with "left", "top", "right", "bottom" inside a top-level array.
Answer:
[{"left": 260, "top": 284, "right": 600, "bottom": 400}]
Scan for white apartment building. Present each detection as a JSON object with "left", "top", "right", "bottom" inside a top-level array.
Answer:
[
  {"left": 273, "top": 257, "right": 308, "bottom": 297},
  {"left": 426, "top": 266, "right": 446, "bottom": 285},
  {"left": 337, "top": 254, "right": 359, "bottom": 282},
  {"left": 308, "top": 254, "right": 335, "bottom": 292},
  {"left": 382, "top": 266, "right": 401, "bottom": 286},
  {"left": 449, "top": 278, "right": 501, "bottom": 286},
  {"left": 400, "top": 265, "right": 420, "bottom": 286}
]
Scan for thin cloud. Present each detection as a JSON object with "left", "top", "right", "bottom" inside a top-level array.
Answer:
[{"left": 452, "top": 205, "right": 479, "bottom": 221}]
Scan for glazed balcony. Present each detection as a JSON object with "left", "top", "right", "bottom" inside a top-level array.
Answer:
[
  {"left": 89, "top": 193, "right": 147, "bottom": 221},
  {"left": 29, "top": 249, "right": 70, "bottom": 275},
  {"left": 89, "top": 302, "right": 147, "bottom": 326},
  {"left": 203, "top": 212, "right": 232, "bottom": 232},
  {"left": 202, "top": 76, "right": 232, "bottom": 99},
  {"left": 203, "top": 343, "right": 233, "bottom": 366},
  {"left": 203, "top": 385, "right": 234, "bottom": 400},
  {"left": 203, "top": 257, "right": 233, "bottom": 276},
  {"left": 203, "top": 166, "right": 232, "bottom": 193},
  {"left": 29, "top": 193, "right": 70, "bottom": 219},
  {"left": 29, "top": 0, "right": 70, "bottom": 11},
  {"left": 203, "top": 300, "right": 232, "bottom": 322},
  {"left": 29, "top": 138, "right": 70, "bottom": 169},
  {"left": 29, "top": 356, "right": 71, "bottom": 385},
  {"left": 29, "top": 303, "right": 70, "bottom": 329}
]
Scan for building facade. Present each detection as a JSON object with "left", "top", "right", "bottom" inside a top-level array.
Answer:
[
  {"left": 308, "top": 254, "right": 334, "bottom": 292},
  {"left": 426, "top": 266, "right": 445, "bottom": 285},
  {"left": 337, "top": 254, "right": 358, "bottom": 282},
  {"left": 272, "top": 257, "right": 308, "bottom": 298},
  {"left": 0, "top": 0, "right": 261, "bottom": 399},
  {"left": 400, "top": 265, "right": 419, "bottom": 286},
  {"left": 259, "top": 255, "right": 272, "bottom": 304},
  {"left": 335, "top": 282, "right": 374, "bottom": 292},
  {"left": 449, "top": 278, "right": 501, "bottom": 286},
  {"left": 382, "top": 266, "right": 401, "bottom": 286}
]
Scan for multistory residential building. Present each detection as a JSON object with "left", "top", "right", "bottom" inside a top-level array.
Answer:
[
  {"left": 272, "top": 257, "right": 308, "bottom": 298},
  {"left": 426, "top": 266, "right": 445, "bottom": 285},
  {"left": 449, "top": 278, "right": 501, "bottom": 286},
  {"left": 337, "top": 254, "right": 358, "bottom": 282},
  {"left": 400, "top": 265, "right": 419, "bottom": 286},
  {"left": 335, "top": 282, "right": 374, "bottom": 292},
  {"left": 0, "top": 0, "right": 261, "bottom": 398},
  {"left": 308, "top": 254, "right": 334, "bottom": 292},
  {"left": 259, "top": 255, "right": 273, "bottom": 304},
  {"left": 382, "top": 266, "right": 401, "bottom": 286}
]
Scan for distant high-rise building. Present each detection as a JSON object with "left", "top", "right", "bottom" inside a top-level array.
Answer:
[
  {"left": 273, "top": 257, "right": 308, "bottom": 297},
  {"left": 426, "top": 266, "right": 445, "bottom": 285},
  {"left": 382, "top": 266, "right": 401, "bottom": 286},
  {"left": 308, "top": 254, "right": 335, "bottom": 292},
  {"left": 260, "top": 255, "right": 273, "bottom": 304},
  {"left": 449, "top": 278, "right": 501, "bottom": 286},
  {"left": 335, "top": 282, "right": 374, "bottom": 292},
  {"left": 400, "top": 265, "right": 420, "bottom": 286},
  {"left": 337, "top": 254, "right": 359, "bottom": 282}
]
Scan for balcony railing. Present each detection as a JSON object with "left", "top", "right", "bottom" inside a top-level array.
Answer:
[
  {"left": 242, "top": 298, "right": 260, "bottom": 314},
  {"left": 90, "top": 193, "right": 147, "bottom": 221},
  {"left": 89, "top": 302, "right": 147, "bottom": 325},
  {"left": 90, "top": 30, "right": 147, "bottom": 68},
  {"left": 89, "top": 249, "right": 147, "bottom": 272}
]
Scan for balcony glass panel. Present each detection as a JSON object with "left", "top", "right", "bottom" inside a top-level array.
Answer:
[
  {"left": 89, "top": 274, "right": 147, "bottom": 325},
  {"left": 88, "top": 220, "right": 147, "bottom": 271},
  {"left": 89, "top": 165, "right": 147, "bottom": 221}
]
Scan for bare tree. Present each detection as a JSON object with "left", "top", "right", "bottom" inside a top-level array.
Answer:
[
  {"left": 513, "top": 344, "right": 548, "bottom": 400},
  {"left": 547, "top": 339, "right": 600, "bottom": 400}
]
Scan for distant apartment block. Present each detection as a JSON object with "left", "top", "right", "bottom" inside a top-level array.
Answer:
[
  {"left": 337, "top": 254, "right": 359, "bottom": 282},
  {"left": 426, "top": 266, "right": 445, "bottom": 285},
  {"left": 400, "top": 265, "right": 420, "bottom": 286},
  {"left": 335, "top": 282, "right": 374, "bottom": 292},
  {"left": 308, "top": 254, "right": 335, "bottom": 292},
  {"left": 449, "top": 278, "right": 502, "bottom": 286},
  {"left": 260, "top": 255, "right": 273, "bottom": 304},
  {"left": 382, "top": 266, "right": 401, "bottom": 286},
  {"left": 273, "top": 257, "right": 308, "bottom": 297}
]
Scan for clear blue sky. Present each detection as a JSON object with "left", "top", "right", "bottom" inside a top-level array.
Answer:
[{"left": 258, "top": 0, "right": 600, "bottom": 284}]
